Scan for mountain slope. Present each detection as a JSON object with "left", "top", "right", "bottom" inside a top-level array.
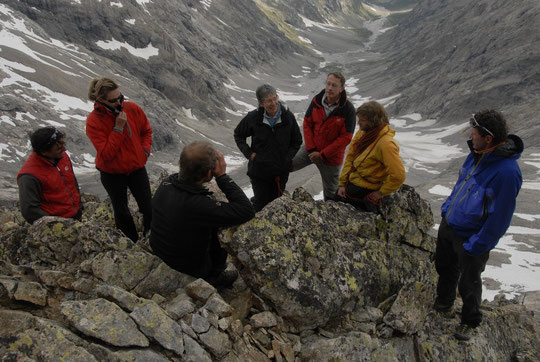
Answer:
[{"left": 373, "top": 0, "right": 540, "bottom": 142}]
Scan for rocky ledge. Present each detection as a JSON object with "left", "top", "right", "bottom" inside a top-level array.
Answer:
[{"left": 0, "top": 185, "right": 538, "bottom": 361}]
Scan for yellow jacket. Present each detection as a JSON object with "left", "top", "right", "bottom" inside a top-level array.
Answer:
[{"left": 339, "top": 124, "right": 406, "bottom": 196}]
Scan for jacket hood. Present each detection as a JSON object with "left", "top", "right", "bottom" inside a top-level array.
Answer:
[{"left": 467, "top": 134, "right": 524, "bottom": 159}]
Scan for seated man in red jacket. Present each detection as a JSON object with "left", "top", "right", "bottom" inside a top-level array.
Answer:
[{"left": 17, "top": 127, "right": 82, "bottom": 224}]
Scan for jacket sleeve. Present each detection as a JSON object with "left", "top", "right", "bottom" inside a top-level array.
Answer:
[
  {"left": 286, "top": 115, "right": 303, "bottom": 161},
  {"left": 86, "top": 113, "right": 125, "bottom": 163},
  {"left": 338, "top": 131, "right": 361, "bottom": 187},
  {"left": 462, "top": 169, "right": 522, "bottom": 256},
  {"left": 303, "top": 101, "right": 317, "bottom": 152},
  {"left": 187, "top": 174, "right": 255, "bottom": 227},
  {"left": 234, "top": 116, "right": 253, "bottom": 159},
  {"left": 378, "top": 138, "right": 406, "bottom": 196},
  {"left": 137, "top": 105, "right": 152, "bottom": 157},
  {"left": 17, "top": 174, "right": 48, "bottom": 224},
  {"left": 320, "top": 103, "right": 356, "bottom": 161}
]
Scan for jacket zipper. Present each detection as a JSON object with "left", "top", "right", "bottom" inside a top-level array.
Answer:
[
  {"left": 56, "top": 165, "right": 77, "bottom": 212},
  {"left": 446, "top": 153, "right": 485, "bottom": 219}
]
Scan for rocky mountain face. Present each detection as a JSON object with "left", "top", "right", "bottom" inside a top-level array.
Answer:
[
  {"left": 1, "top": 185, "right": 538, "bottom": 360},
  {"left": 2, "top": 0, "right": 301, "bottom": 120},
  {"left": 371, "top": 0, "right": 540, "bottom": 143}
]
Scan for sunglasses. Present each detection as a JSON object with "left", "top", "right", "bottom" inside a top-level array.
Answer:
[
  {"left": 43, "top": 129, "right": 65, "bottom": 150},
  {"left": 107, "top": 94, "right": 124, "bottom": 103},
  {"left": 470, "top": 114, "right": 494, "bottom": 137}
]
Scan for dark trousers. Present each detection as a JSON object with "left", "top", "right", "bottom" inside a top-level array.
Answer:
[
  {"left": 435, "top": 218, "right": 490, "bottom": 327},
  {"left": 197, "top": 233, "right": 228, "bottom": 283},
  {"left": 100, "top": 167, "right": 152, "bottom": 242},
  {"left": 335, "top": 183, "right": 379, "bottom": 213},
  {"left": 250, "top": 174, "right": 288, "bottom": 212}
]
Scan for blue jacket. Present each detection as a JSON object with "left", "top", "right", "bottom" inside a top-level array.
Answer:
[{"left": 441, "top": 135, "right": 523, "bottom": 256}]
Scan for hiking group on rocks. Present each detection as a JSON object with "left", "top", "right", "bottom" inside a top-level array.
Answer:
[{"left": 15, "top": 73, "right": 524, "bottom": 341}]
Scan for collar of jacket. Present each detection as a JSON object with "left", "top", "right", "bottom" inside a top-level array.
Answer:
[
  {"left": 467, "top": 134, "right": 524, "bottom": 159},
  {"left": 168, "top": 173, "right": 211, "bottom": 195},
  {"left": 313, "top": 88, "right": 348, "bottom": 109},
  {"left": 257, "top": 104, "right": 288, "bottom": 125}
]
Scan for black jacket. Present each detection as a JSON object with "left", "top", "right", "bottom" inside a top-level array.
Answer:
[
  {"left": 234, "top": 104, "right": 302, "bottom": 179},
  {"left": 150, "top": 174, "right": 255, "bottom": 273}
]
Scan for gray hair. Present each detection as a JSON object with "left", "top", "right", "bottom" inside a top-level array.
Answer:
[
  {"left": 255, "top": 84, "right": 277, "bottom": 104},
  {"left": 179, "top": 141, "right": 218, "bottom": 183}
]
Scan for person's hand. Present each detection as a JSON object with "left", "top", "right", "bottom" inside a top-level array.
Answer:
[
  {"left": 337, "top": 186, "right": 346, "bottom": 198},
  {"left": 115, "top": 112, "right": 127, "bottom": 128},
  {"left": 250, "top": 153, "right": 256, "bottom": 161},
  {"left": 309, "top": 151, "right": 322, "bottom": 164},
  {"left": 365, "top": 191, "right": 382, "bottom": 205},
  {"left": 213, "top": 151, "right": 227, "bottom": 177}
]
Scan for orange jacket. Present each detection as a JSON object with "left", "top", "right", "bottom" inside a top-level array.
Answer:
[
  {"left": 339, "top": 125, "right": 406, "bottom": 196},
  {"left": 86, "top": 101, "right": 152, "bottom": 174}
]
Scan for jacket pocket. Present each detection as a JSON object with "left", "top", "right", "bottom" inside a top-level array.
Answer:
[{"left": 449, "top": 178, "right": 487, "bottom": 229}]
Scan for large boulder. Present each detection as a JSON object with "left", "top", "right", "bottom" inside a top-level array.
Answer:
[{"left": 221, "top": 186, "right": 436, "bottom": 331}]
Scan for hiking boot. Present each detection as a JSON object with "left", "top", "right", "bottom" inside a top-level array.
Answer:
[
  {"left": 433, "top": 300, "right": 455, "bottom": 318},
  {"left": 454, "top": 324, "right": 474, "bottom": 341},
  {"left": 212, "top": 269, "right": 238, "bottom": 288}
]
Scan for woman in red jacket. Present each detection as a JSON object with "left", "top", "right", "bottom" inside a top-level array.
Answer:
[{"left": 86, "top": 77, "right": 152, "bottom": 242}]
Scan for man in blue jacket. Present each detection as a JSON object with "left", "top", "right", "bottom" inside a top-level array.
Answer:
[{"left": 434, "top": 109, "right": 523, "bottom": 340}]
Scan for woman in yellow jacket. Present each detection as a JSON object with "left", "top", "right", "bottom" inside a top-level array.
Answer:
[{"left": 336, "top": 101, "right": 406, "bottom": 212}]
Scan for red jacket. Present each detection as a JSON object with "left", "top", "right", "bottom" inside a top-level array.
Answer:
[
  {"left": 303, "top": 89, "right": 356, "bottom": 166},
  {"left": 17, "top": 151, "right": 81, "bottom": 219},
  {"left": 86, "top": 101, "right": 152, "bottom": 174}
]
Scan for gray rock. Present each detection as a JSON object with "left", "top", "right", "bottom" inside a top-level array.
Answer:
[
  {"left": 114, "top": 349, "right": 171, "bottom": 362},
  {"left": 181, "top": 319, "right": 198, "bottom": 339},
  {"left": 200, "top": 308, "right": 219, "bottom": 328},
  {"left": 183, "top": 334, "right": 212, "bottom": 362},
  {"left": 191, "top": 313, "right": 211, "bottom": 334},
  {"left": 34, "top": 269, "right": 74, "bottom": 288},
  {"left": 96, "top": 284, "right": 146, "bottom": 312},
  {"left": 71, "top": 277, "right": 96, "bottom": 294},
  {"left": 61, "top": 298, "right": 149, "bottom": 347},
  {"left": 13, "top": 281, "right": 47, "bottom": 306},
  {"left": 185, "top": 278, "right": 216, "bottom": 302},
  {"left": 132, "top": 261, "right": 193, "bottom": 298},
  {"left": 90, "top": 251, "right": 161, "bottom": 291},
  {"left": 204, "top": 293, "right": 233, "bottom": 318},
  {"left": 199, "top": 326, "right": 232, "bottom": 359},
  {"left": 130, "top": 301, "right": 184, "bottom": 355},
  {"left": 165, "top": 290, "right": 196, "bottom": 319},
  {"left": 221, "top": 188, "right": 435, "bottom": 331},
  {"left": 0, "top": 310, "right": 98, "bottom": 361},
  {"left": 250, "top": 311, "right": 277, "bottom": 328}
]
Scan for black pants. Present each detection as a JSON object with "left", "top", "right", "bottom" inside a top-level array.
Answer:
[
  {"left": 335, "top": 183, "right": 379, "bottom": 213},
  {"left": 250, "top": 174, "right": 288, "bottom": 212},
  {"left": 435, "top": 218, "right": 490, "bottom": 327},
  {"left": 100, "top": 167, "right": 152, "bottom": 242}
]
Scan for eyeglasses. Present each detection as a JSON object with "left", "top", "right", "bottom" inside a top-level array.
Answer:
[
  {"left": 107, "top": 94, "right": 124, "bottom": 103},
  {"left": 470, "top": 114, "right": 494, "bottom": 137}
]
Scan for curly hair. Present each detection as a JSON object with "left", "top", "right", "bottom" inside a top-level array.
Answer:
[
  {"left": 87, "top": 77, "right": 119, "bottom": 101},
  {"left": 179, "top": 142, "right": 218, "bottom": 183},
  {"left": 356, "top": 101, "right": 389, "bottom": 128},
  {"left": 473, "top": 109, "right": 508, "bottom": 144}
]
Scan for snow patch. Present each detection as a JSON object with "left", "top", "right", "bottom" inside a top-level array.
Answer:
[
  {"left": 96, "top": 39, "right": 159, "bottom": 60},
  {"left": 429, "top": 185, "right": 452, "bottom": 196}
]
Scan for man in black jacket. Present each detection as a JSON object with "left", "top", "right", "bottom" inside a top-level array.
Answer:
[
  {"left": 234, "top": 84, "right": 302, "bottom": 211},
  {"left": 150, "top": 141, "right": 255, "bottom": 287}
]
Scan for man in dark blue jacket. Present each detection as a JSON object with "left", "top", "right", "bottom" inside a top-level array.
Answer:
[
  {"left": 234, "top": 84, "right": 302, "bottom": 211},
  {"left": 434, "top": 110, "right": 523, "bottom": 340},
  {"left": 150, "top": 142, "right": 255, "bottom": 287}
]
